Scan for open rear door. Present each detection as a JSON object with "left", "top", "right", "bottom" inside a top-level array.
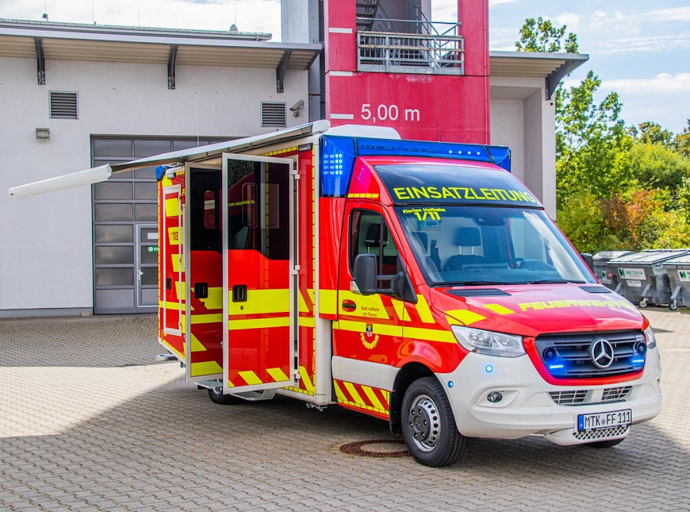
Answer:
[{"left": 222, "top": 154, "right": 298, "bottom": 394}]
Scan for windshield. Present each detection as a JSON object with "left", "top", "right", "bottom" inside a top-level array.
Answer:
[{"left": 395, "top": 205, "right": 596, "bottom": 286}]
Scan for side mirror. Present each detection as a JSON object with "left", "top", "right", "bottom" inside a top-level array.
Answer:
[
  {"left": 580, "top": 253, "right": 594, "bottom": 272},
  {"left": 352, "top": 254, "right": 377, "bottom": 295}
]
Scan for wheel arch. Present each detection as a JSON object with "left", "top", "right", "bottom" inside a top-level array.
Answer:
[{"left": 389, "top": 362, "right": 436, "bottom": 435}]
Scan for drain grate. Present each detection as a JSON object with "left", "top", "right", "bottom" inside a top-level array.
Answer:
[{"left": 340, "top": 440, "right": 409, "bottom": 458}]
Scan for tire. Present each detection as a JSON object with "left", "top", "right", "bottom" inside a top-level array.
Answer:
[
  {"left": 401, "top": 377, "right": 466, "bottom": 467},
  {"left": 207, "top": 387, "right": 239, "bottom": 405},
  {"left": 638, "top": 298, "right": 649, "bottom": 308},
  {"left": 669, "top": 300, "right": 678, "bottom": 311},
  {"left": 584, "top": 437, "right": 625, "bottom": 449}
]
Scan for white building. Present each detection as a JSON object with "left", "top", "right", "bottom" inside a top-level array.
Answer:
[{"left": 0, "top": 18, "right": 586, "bottom": 317}]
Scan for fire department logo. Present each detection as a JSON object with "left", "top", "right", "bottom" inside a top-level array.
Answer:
[{"left": 360, "top": 323, "right": 379, "bottom": 350}]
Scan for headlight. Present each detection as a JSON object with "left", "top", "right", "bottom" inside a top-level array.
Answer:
[
  {"left": 644, "top": 325, "right": 657, "bottom": 349},
  {"left": 452, "top": 326, "right": 525, "bottom": 358}
]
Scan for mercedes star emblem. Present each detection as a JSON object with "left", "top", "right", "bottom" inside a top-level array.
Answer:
[{"left": 590, "top": 338, "right": 615, "bottom": 369}]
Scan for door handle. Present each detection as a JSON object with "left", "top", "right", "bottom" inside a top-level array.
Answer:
[{"left": 232, "top": 285, "right": 247, "bottom": 302}]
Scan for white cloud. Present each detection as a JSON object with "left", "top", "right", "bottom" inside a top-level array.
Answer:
[
  {"left": 595, "top": 33, "right": 690, "bottom": 54},
  {"left": 554, "top": 11, "right": 582, "bottom": 30},
  {"left": 647, "top": 7, "right": 690, "bottom": 22},
  {"left": 489, "top": 0, "right": 520, "bottom": 7},
  {"left": 600, "top": 73, "right": 690, "bottom": 95}
]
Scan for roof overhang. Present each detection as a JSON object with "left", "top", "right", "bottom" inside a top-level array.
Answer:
[
  {"left": 0, "top": 19, "right": 322, "bottom": 89},
  {"left": 489, "top": 51, "right": 589, "bottom": 100}
]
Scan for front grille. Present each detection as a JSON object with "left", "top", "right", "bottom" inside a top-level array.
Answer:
[
  {"left": 573, "top": 425, "right": 629, "bottom": 442},
  {"left": 535, "top": 330, "right": 646, "bottom": 379},
  {"left": 602, "top": 386, "right": 632, "bottom": 402},
  {"left": 550, "top": 390, "right": 587, "bottom": 405}
]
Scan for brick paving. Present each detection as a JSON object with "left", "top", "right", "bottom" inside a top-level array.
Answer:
[{"left": 0, "top": 310, "right": 689, "bottom": 511}]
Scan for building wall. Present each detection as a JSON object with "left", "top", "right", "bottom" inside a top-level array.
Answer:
[
  {"left": 0, "top": 56, "right": 308, "bottom": 316},
  {"left": 490, "top": 76, "right": 556, "bottom": 218}
]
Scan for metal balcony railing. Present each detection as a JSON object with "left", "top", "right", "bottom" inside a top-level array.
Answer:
[{"left": 356, "top": 12, "right": 464, "bottom": 75}]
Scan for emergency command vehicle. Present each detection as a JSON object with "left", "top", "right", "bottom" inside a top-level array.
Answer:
[{"left": 10, "top": 121, "right": 662, "bottom": 467}]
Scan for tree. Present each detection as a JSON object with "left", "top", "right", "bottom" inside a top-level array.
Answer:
[
  {"left": 515, "top": 17, "right": 579, "bottom": 54},
  {"left": 634, "top": 121, "right": 675, "bottom": 147},
  {"left": 676, "top": 120, "right": 690, "bottom": 157}
]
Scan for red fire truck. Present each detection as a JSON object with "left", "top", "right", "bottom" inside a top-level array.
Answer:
[{"left": 10, "top": 121, "right": 662, "bottom": 467}]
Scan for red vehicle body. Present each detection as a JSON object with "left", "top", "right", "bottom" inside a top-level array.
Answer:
[{"left": 9, "top": 121, "right": 662, "bottom": 467}]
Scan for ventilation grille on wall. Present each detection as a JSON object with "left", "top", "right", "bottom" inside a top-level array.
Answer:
[
  {"left": 50, "top": 91, "right": 79, "bottom": 119},
  {"left": 261, "top": 102, "right": 286, "bottom": 128}
]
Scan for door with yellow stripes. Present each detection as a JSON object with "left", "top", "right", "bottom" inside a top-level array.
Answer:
[{"left": 222, "top": 154, "right": 298, "bottom": 394}]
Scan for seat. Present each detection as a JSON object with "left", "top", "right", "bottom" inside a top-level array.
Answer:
[{"left": 445, "top": 227, "right": 483, "bottom": 271}]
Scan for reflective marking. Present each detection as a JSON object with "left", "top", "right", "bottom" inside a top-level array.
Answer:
[
  {"left": 165, "top": 198, "right": 180, "bottom": 217},
  {"left": 415, "top": 296, "right": 435, "bottom": 323},
  {"left": 343, "top": 381, "right": 365, "bottom": 406},
  {"left": 191, "top": 314, "right": 223, "bottom": 324},
  {"left": 298, "top": 316, "right": 316, "bottom": 328},
  {"left": 168, "top": 227, "right": 181, "bottom": 246},
  {"left": 334, "top": 380, "right": 347, "bottom": 402},
  {"left": 404, "top": 326, "right": 456, "bottom": 343},
  {"left": 335, "top": 319, "right": 456, "bottom": 344},
  {"left": 171, "top": 253, "right": 182, "bottom": 273},
  {"left": 228, "top": 316, "right": 290, "bottom": 330},
  {"left": 174, "top": 282, "right": 186, "bottom": 301},
  {"left": 446, "top": 309, "right": 486, "bottom": 326},
  {"left": 299, "top": 366, "right": 315, "bottom": 394},
  {"left": 190, "top": 334, "right": 206, "bottom": 352},
  {"left": 191, "top": 361, "right": 222, "bottom": 377},
  {"left": 160, "top": 301, "right": 186, "bottom": 312},
  {"left": 202, "top": 287, "right": 223, "bottom": 310},
  {"left": 228, "top": 289, "right": 289, "bottom": 315},
  {"left": 483, "top": 303, "right": 515, "bottom": 315},
  {"left": 266, "top": 367, "right": 290, "bottom": 382},
  {"left": 319, "top": 289, "right": 337, "bottom": 315},
  {"left": 239, "top": 371, "right": 262, "bottom": 386},
  {"left": 391, "top": 299, "right": 411, "bottom": 322},
  {"left": 339, "top": 291, "right": 390, "bottom": 319},
  {"left": 362, "top": 386, "right": 384, "bottom": 410}
]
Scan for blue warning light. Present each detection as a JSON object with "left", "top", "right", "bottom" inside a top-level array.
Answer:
[{"left": 485, "top": 364, "right": 494, "bottom": 373}]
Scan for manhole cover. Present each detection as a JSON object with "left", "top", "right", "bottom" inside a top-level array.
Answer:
[{"left": 340, "top": 440, "right": 409, "bottom": 458}]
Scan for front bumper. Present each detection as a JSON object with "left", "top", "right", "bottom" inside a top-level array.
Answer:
[{"left": 436, "top": 348, "right": 662, "bottom": 446}]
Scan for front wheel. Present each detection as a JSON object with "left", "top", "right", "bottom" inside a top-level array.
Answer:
[{"left": 401, "top": 377, "right": 466, "bottom": 467}]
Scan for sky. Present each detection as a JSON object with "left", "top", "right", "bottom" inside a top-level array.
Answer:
[{"left": 1, "top": 0, "right": 688, "bottom": 134}]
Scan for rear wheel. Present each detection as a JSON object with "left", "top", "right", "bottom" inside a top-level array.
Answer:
[
  {"left": 207, "top": 387, "right": 239, "bottom": 405},
  {"left": 584, "top": 437, "right": 625, "bottom": 449},
  {"left": 638, "top": 298, "right": 649, "bottom": 308},
  {"left": 401, "top": 377, "right": 466, "bottom": 467}
]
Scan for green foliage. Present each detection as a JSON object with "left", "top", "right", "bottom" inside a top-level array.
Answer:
[
  {"left": 635, "top": 121, "right": 675, "bottom": 147},
  {"left": 628, "top": 141, "right": 690, "bottom": 189},
  {"left": 676, "top": 120, "right": 690, "bottom": 157},
  {"left": 515, "top": 17, "right": 579, "bottom": 54}
]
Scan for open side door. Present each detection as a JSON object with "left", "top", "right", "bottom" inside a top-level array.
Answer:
[
  {"left": 222, "top": 153, "right": 298, "bottom": 394},
  {"left": 162, "top": 184, "right": 184, "bottom": 337},
  {"left": 184, "top": 163, "right": 225, "bottom": 382}
]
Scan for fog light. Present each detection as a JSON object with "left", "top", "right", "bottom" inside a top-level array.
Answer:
[
  {"left": 543, "top": 347, "right": 557, "bottom": 362},
  {"left": 487, "top": 391, "right": 503, "bottom": 403},
  {"left": 634, "top": 341, "right": 647, "bottom": 355}
]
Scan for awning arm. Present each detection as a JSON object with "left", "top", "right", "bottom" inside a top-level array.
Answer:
[{"left": 8, "top": 164, "right": 112, "bottom": 199}]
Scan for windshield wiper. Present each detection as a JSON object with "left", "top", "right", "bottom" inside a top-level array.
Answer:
[{"left": 526, "top": 279, "right": 586, "bottom": 284}]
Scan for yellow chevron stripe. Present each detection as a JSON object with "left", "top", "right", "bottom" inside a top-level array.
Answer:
[
  {"left": 415, "top": 295, "right": 435, "bottom": 323},
  {"left": 299, "top": 366, "right": 315, "bottom": 394},
  {"left": 381, "top": 390, "right": 390, "bottom": 403},
  {"left": 174, "top": 282, "right": 186, "bottom": 302},
  {"left": 333, "top": 380, "right": 347, "bottom": 402},
  {"left": 201, "top": 287, "right": 223, "bottom": 310},
  {"left": 343, "top": 381, "right": 366, "bottom": 407},
  {"left": 190, "top": 334, "right": 206, "bottom": 352},
  {"left": 362, "top": 386, "right": 384, "bottom": 410},
  {"left": 160, "top": 300, "right": 186, "bottom": 312},
  {"left": 298, "top": 290, "right": 309, "bottom": 313},
  {"left": 446, "top": 309, "right": 486, "bottom": 326},
  {"left": 168, "top": 227, "right": 181, "bottom": 246},
  {"left": 171, "top": 253, "right": 182, "bottom": 273},
  {"left": 266, "top": 367, "right": 290, "bottom": 383},
  {"left": 391, "top": 299, "right": 411, "bottom": 321},
  {"left": 239, "top": 371, "right": 262, "bottom": 386},
  {"left": 483, "top": 303, "right": 516, "bottom": 315},
  {"left": 190, "top": 361, "right": 222, "bottom": 377}
]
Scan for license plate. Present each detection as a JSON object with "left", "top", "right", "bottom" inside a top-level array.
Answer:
[
  {"left": 578, "top": 409, "right": 632, "bottom": 431},
  {"left": 627, "top": 280, "right": 642, "bottom": 288}
]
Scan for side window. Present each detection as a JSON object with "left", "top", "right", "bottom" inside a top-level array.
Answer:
[{"left": 350, "top": 210, "right": 400, "bottom": 276}]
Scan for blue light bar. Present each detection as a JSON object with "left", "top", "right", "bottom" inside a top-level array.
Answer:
[
  {"left": 319, "top": 135, "right": 511, "bottom": 197},
  {"left": 320, "top": 136, "right": 356, "bottom": 196},
  {"left": 632, "top": 358, "right": 645, "bottom": 365}
]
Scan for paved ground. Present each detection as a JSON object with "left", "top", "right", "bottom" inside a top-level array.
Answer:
[{"left": 0, "top": 309, "right": 689, "bottom": 511}]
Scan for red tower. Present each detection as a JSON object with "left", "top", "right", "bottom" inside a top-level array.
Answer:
[{"left": 323, "top": 0, "right": 490, "bottom": 143}]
